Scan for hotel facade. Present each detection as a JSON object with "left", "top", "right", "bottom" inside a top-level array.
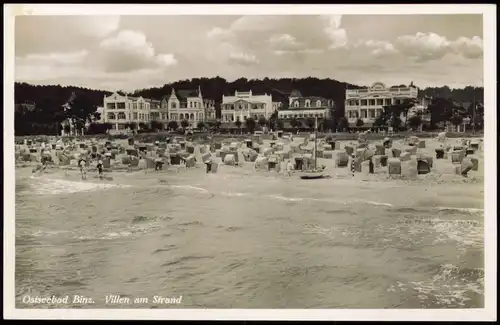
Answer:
[
  {"left": 278, "top": 90, "right": 334, "bottom": 120},
  {"left": 102, "top": 92, "right": 154, "bottom": 131},
  {"left": 344, "top": 82, "right": 419, "bottom": 127},
  {"left": 220, "top": 90, "right": 274, "bottom": 122},
  {"left": 101, "top": 86, "right": 215, "bottom": 132}
]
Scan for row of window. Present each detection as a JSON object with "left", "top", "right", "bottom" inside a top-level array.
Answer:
[
  {"left": 279, "top": 112, "right": 325, "bottom": 119},
  {"left": 106, "top": 102, "right": 150, "bottom": 110},
  {"left": 292, "top": 100, "right": 325, "bottom": 108},
  {"left": 107, "top": 112, "right": 216, "bottom": 121},
  {"left": 221, "top": 114, "right": 267, "bottom": 122},
  {"left": 345, "top": 98, "right": 409, "bottom": 106},
  {"left": 346, "top": 109, "right": 384, "bottom": 119},
  {"left": 222, "top": 104, "right": 267, "bottom": 110}
]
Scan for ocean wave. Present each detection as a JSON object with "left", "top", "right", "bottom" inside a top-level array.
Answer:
[
  {"left": 26, "top": 177, "right": 131, "bottom": 195},
  {"left": 388, "top": 264, "right": 484, "bottom": 307}
]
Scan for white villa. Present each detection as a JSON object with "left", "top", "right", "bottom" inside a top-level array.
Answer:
[
  {"left": 344, "top": 82, "right": 419, "bottom": 127},
  {"left": 102, "top": 92, "right": 154, "bottom": 132},
  {"left": 221, "top": 90, "right": 273, "bottom": 122},
  {"left": 162, "top": 86, "right": 206, "bottom": 126},
  {"left": 278, "top": 89, "right": 334, "bottom": 120}
]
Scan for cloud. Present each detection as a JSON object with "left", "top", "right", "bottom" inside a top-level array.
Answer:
[
  {"left": 228, "top": 52, "right": 259, "bottom": 65},
  {"left": 70, "top": 16, "right": 121, "bottom": 38},
  {"left": 98, "top": 30, "right": 177, "bottom": 72},
  {"left": 322, "top": 15, "right": 348, "bottom": 49},
  {"left": 396, "top": 32, "right": 483, "bottom": 61},
  {"left": 14, "top": 15, "right": 484, "bottom": 90}
]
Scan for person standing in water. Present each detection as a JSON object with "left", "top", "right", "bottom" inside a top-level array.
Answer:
[
  {"left": 79, "top": 158, "right": 87, "bottom": 180},
  {"left": 286, "top": 159, "right": 294, "bottom": 177}
]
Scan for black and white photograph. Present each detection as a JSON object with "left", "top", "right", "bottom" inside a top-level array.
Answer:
[{"left": 4, "top": 4, "right": 496, "bottom": 321}]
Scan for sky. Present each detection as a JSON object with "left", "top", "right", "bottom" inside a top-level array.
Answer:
[{"left": 14, "top": 13, "right": 484, "bottom": 92}]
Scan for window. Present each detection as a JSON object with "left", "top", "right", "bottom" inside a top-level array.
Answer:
[
  {"left": 369, "top": 99, "right": 376, "bottom": 106},
  {"left": 384, "top": 99, "right": 391, "bottom": 105},
  {"left": 370, "top": 110, "right": 376, "bottom": 118},
  {"left": 361, "top": 100, "right": 367, "bottom": 106},
  {"left": 294, "top": 101, "right": 299, "bottom": 108},
  {"left": 117, "top": 102, "right": 126, "bottom": 109},
  {"left": 316, "top": 100, "right": 321, "bottom": 107},
  {"left": 107, "top": 113, "right": 116, "bottom": 120},
  {"left": 376, "top": 99, "right": 383, "bottom": 106},
  {"left": 172, "top": 102, "right": 177, "bottom": 109},
  {"left": 106, "top": 103, "right": 115, "bottom": 109},
  {"left": 305, "top": 100, "right": 310, "bottom": 107},
  {"left": 190, "top": 113, "right": 194, "bottom": 120},
  {"left": 133, "top": 113, "right": 138, "bottom": 119},
  {"left": 180, "top": 113, "right": 184, "bottom": 120},
  {"left": 117, "top": 112, "right": 126, "bottom": 120}
]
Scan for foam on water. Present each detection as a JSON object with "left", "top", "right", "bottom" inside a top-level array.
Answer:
[
  {"left": 26, "top": 177, "right": 131, "bottom": 195},
  {"left": 388, "top": 264, "right": 484, "bottom": 308}
]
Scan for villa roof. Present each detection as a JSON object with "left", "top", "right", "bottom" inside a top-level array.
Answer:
[
  {"left": 289, "top": 96, "right": 330, "bottom": 108},
  {"left": 167, "top": 88, "right": 201, "bottom": 102}
]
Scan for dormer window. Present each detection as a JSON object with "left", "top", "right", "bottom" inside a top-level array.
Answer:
[
  {"left": 316, "top": 100, "right": 321, "bottom": 107},
  {"left": 294, "top": 101, "right": 299, "bottom": 108},
  {"left": 305, "top": 100, "right": 310, "bottom": 107}
]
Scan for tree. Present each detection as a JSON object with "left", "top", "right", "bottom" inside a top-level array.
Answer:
[
  {"left": 408, "top": 114, "right": 422, "bottom": 130},
  {"left": 373, "top": 115, "right": 386, "bottom": 128},
  {"left": 356, "top": 118, "right": 364, "bottom": 127},
  {"left": 290, "top": 117, "right": 299, "bottom": 130},
  {"left": 337, "top": 116, "right": 348, "bottom": 132},
  {"left": 235, "top": 117, "right": 242, "bottom": 134},
  {"left": 180, "top": 119, "right": 190, "bottom": 129},
  {"left": 306, "top": 118, "right": 315, "bottom": 129},
  {"left": 244, "top": 117, "right": 256, "bottom": 133},
  {"left": 150, "top": 120, "right": 163, "bottom": 131},
  {"left": 129, "top": 122, "right": 137, "bottom": 131},
  {"left": 450, "top": 114, "right": 463, "bottom": 126},
  {"left": 258, "top": 116, "right": 267, "bottom": 128},
  {"left": 63, "top": 124, "right": 71, "bottom": 135},
  {"left": 215, "top": 120, "right": 222, "bottom": 130},
  {"left": 197, "top": 121, "right": 205, "bottom": 130},
  {"left": 167, "top": 120, "right": 179, "bottom": 131},
  {"left": 276, "top": 119, "right": 284, "bottom": 130}
]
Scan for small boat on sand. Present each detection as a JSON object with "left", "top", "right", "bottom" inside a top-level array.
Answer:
[{"left": 300, "top": 168, "right": 326, "bottom": 180}]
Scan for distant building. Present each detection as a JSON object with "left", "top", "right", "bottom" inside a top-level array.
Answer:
[
  {"left": 15, "top": 101, "right": 36, "bottom": 113},
  {"left": 165, "top": 86, "right": 206, "bottom": 126},
  {"left": 272, "top": 101, "right": 284, "bottom": 112},
  {"left": 148, "top": 99, "right": 165, "bottom": 123},
  {"left": 203, "top": 99, "right": 216, "bottom": 122},
  {"left": 221, "top": 90, "right": 273, "bottom": 122},
  {"left": 102, "top": 92, "right": 151, "bottom": 132},
  {"left": 278, "top": 90, "right": 334, "bottom": 120},
  {"left": 345, "top": 82, "right": 419, "bottom": 127}
]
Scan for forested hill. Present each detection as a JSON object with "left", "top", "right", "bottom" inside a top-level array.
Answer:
[{"left": 15, "top": 78, "right": 484, "bottom": 116}]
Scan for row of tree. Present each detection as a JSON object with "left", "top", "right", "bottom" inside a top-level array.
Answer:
[{"left": 14, "top": 79, "right": 484, "bottom": 136}]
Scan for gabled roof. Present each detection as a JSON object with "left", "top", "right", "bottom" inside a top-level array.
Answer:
[
  {"left": 290, "top": 96, "right": 330, "bottom": 108},
  {"left": 168, "top": 88, "right": 201, "bottom": 102}
]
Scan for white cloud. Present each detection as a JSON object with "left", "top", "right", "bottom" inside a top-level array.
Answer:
[
  {"left": 71, "top": 16, "right": 121, "bottom": 38},
  {"left": 16, "top": 50, "right": 89, "bottom": 66},
  {"left": 228, "top": 52, "right": 259, "bottom": 65},
  {"left": 396, "top": 32, "right": 483, "bottom": 61},
  {"left": 450, "top": 36, "right": 483, "bottom": 59},
  {"left": 99, "top": 30, "right": 177, "bottom": 72},
  {"left": 206, "top": 27, "right": 233, "bottom": 39}
]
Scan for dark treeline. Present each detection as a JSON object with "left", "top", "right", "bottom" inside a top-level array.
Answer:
[{"left": 14, "top": 78, "right": 484, "bottom": 136}]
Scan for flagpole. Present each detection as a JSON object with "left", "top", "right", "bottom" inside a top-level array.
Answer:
[
  {"left": 314, "top": 116, "right": 318, "bottom": 169},
  {"left": 472, "top": 95, "right": 476, "bottom": 135}
]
